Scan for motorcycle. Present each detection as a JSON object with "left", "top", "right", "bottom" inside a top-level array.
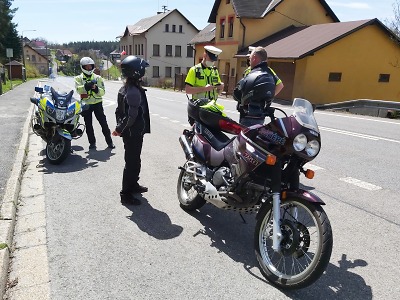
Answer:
[
  {"left": 178, "top": 98, "right": 333, "bottom": 289},
  {"left": 30, "top": 84, "right": 85, "bottom": 164}
]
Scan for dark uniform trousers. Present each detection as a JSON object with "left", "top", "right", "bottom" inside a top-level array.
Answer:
[
  {"left": 82, "top": 102, "right": 112, "bottom": 145},
  {"left": 122, "top": 134, "right": 143, "bottom": 193}
]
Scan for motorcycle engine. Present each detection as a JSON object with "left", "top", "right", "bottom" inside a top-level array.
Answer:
[{"left": 212, "top": 167, "right": 232, "bottom": 188}]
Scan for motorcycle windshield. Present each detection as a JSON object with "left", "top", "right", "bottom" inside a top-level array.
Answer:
[{"left": 292, "top": 98, "right": 319, "bottom": 133}]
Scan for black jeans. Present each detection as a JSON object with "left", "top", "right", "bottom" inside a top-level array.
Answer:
[
  {"left": 121, "top": 134, "right": 144, "bottom": 194},
  {"left": 81, "top": 102, "right": 112, "bottom": 145}
]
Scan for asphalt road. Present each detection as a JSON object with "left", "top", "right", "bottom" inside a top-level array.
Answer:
[
  {"left": 0, "top": 81, "right": 36, "bottom": 203},
  {"left": 3, "top": 76, "right": 400, "bottom": 299}
]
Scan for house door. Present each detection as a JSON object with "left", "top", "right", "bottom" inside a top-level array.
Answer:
[{"left": 269, "top": 62, "right": 295, "bottom": 102}]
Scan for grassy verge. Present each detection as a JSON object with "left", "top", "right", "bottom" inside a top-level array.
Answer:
[{"left": 0, "top": 79, "right": 23, "bottom": 94}]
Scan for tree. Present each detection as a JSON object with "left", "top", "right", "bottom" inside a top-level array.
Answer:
[
  {"left": 0, "top": 0, "right": 19, "bottom": 63},
  {"left": 387, "top": 0, "right": 400, "bottom": 37}
]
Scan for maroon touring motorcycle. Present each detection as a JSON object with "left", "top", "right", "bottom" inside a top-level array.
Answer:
[{"left": 178, "top": 98, "right": 333, "bottom": 289}]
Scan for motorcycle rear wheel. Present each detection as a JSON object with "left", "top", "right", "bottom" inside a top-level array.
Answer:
[
  {"left": 46, "top": 137, "right": 71, "bottom": 165},
  {"left": 254, "top": 197, "right": 333, "bottom": 289},
  {"left": 177, "top": 168, "right": 206, "bottom": 211}
]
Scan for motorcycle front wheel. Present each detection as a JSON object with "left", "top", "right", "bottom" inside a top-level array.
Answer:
[
  {"left": 177, "top": 166, "right": 206, "bottom": 211},
  {"left": 254, "top": 197, "right": 333, "bottom": 290},
  {"left": 46, "top": 137, "right": 71, "bottom": 165}
]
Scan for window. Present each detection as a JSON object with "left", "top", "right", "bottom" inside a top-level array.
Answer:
[
  {"left": 165, "top": 24, "right": 169, "bottom": 32},
  {"left": 179, "top": 25, "right": 183, "bottom": 33},
  {"left": 378, "top": 74, "right": 390, "bottom": 82},
  {"left": 129, "top": 45, "right": 132, "bottom": 55},
  {"left": 166, "top": 45, "right": 172, "bottom": 56},
  {"left": 165, "top": 67, "right": 172, "bottom": 78},
  {"left": 228, "top": 17, "right": 234, "bottom": 37},
  {"left": 153, "top": 44, "right": 160, "bottom": 56},
  {"left": 31, "top": 55, "right": 36, "bottom": 62},
  {"left": 141, "top": 44, "right": 144, "bottom": 55},
  {"left": 172, "top": 25, "right": 176, "bottom": 32},
  {"left": 175, "top": 67, "right": 181, "bottom": 75},
  {"left": 153, "top": 66, "right": 159, "bottom": 78},
  {"left": 175, "top": 45, "right": 181, "bottom": 57},
  {"left": 328, "top": 72, "right": 342, "bottom": 82},
  {"left": 220, "top": 18, "right": 225, "bottom": 38},
  {"left": 187, "top": 45, "right": 193, "bottom": 57},
  {"left": 186, "top": 67, "right": 191, "bottom": 74},
  {"left": 226, "top": 0, "right": 231, "bottom": 3},
  {"left": 134, "top": 44, "right": 137, "bottom": 55}
]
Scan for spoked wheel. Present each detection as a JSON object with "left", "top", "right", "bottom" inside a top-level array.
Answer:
[
  {"left": 254, "top": 197, "right": 333, "bottom": 289},
  {"left": 177, "top": 164, "right": 206, "bottom": 211},
  {"left": 46, "top": 137, "right": 71, "bottom": 165}
]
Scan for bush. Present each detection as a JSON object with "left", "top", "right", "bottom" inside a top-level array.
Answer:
[{"left": 155, "top": 77, "right": 173, "bottom": 89}]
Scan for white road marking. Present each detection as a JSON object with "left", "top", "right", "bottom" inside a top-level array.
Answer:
[
  {"left": 170, "top": 120, "right": 180, "bottom": 123},
  {"left": 319, "top": 126, "right": 400, "bottom": 144},
  {"left": 304, "top": 163, "right": 324, "bottom": 171},
  {"left": 339, "top": 177, "right": 382, "bottom": 191}
]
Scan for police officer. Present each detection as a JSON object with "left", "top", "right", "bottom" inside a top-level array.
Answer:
[
  {"left": 112, "top": 56, "right": 150, "bottom": 205},
  {"left": 234, "top": 47, "right": 281, "bottom": 127},
  {"left": 185, "top": 45, "right": 224, "bottom": 124},
  {"left": 75, "top": 57, "right": 114, "bottom": 150}
]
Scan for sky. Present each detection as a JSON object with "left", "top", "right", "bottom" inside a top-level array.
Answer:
[{"left": 10, "top": 0, "right": 397, "bottom": 44}]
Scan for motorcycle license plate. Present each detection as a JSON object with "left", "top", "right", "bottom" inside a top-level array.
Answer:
[{"left": 56, "top": 109, "right": 66, "bottom": 121}]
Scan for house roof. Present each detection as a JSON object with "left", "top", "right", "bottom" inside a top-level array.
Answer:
[
  {"left": 208, "top": 0, "right": 339, "bottom": 23},
  {"left": 189, "top": 23, "right": 216, "bottom": 44},
  {"left": 5, "top": 60, "right": 23, "bottom": 66},
  {"left": 120, "top": 9, "right": 198, "bottom": 38},
  {"left": 23, "top": 45, "right": 49, "bottom": 60},
  {"left": 236, "top": 19, "right": 397, "bottom": 59}
]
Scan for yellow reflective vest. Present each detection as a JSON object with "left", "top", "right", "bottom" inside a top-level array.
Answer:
[
  {"left": 74, "top": 73, "right": 105, "bottom": 105},
  {"left": 185, "top": 63, "right": 222, "bottom": 101}
]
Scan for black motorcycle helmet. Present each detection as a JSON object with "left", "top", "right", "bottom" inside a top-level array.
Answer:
[
  {"left": 120, "top": 55, "right": 149, "bottom": 79},
  {"left": 233, "top": 70, "right": 276, "bottom": 106}
]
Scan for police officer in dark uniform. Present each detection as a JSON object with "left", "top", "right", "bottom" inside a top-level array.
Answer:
[{"left": 112, "top": 56, "right": 150, "bottom": 205}]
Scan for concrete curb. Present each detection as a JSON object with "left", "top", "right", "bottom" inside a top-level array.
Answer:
[{"left": 0, "top": 107, "right": 32, "bottom": 299}]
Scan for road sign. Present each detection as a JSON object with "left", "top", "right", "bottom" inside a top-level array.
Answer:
[{"left": 6, "top": 48, "right": 13, "bottom": 58}]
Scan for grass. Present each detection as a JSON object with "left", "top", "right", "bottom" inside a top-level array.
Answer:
[{"left": 0, "top": 79, "right": 24, "bottom": 94}]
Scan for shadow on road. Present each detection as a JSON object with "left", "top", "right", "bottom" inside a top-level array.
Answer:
[
  {"left": 186, "top": 204, "right": 372, "bottom": 299},
  {"left": 36, "top": 146, "right": 115, "bottom": 174},
  {"left": 126, "top": 195, "right": 183, "bottom": 240}
]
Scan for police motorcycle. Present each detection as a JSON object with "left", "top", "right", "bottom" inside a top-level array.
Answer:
[
  {"left": 177, "top": 95, "right": 333, "bottom": 289},
  {"left": 30, "top": 84, "right": 85, "bottom": 164}
]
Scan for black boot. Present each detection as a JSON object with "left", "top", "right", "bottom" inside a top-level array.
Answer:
[{"left": 120, "top": 192, "right": 141, "bottom": 205}]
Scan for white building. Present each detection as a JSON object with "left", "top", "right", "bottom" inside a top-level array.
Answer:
[{"left": 118, "top": 9, "right": 199, "bottom": 86}]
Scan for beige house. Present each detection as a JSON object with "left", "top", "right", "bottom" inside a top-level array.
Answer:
[
  {"left": 118, "top": 9, "right": 199, "bottom": 86},
  {"left": 190, "top": 0, "right": 400, "bottom": 104},
  {"left": 23, "top": 44, "right": 49, "bottom": 75}
]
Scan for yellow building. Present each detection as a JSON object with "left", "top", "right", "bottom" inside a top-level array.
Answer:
[{"left": 191, "top": 0, "right": 400, "bottom": 104}]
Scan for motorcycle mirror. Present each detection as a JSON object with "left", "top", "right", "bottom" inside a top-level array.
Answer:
[
  {"left": 34, "top": 87, "right": 44, "bottom": 94},
  {"left": 30, "top": 97, "right": 38, "bottom": 105}
]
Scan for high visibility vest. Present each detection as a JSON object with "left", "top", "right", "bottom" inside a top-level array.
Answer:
[
  {"left": 74, "top": 73, "right": 105, "bottom": 104},
  {"left": 185, "top": 63, "right": 222, "bottom": 100}
]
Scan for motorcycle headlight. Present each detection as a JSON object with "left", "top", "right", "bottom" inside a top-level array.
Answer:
[
  {"left": 305, "top": 140, "right": 320, "bottom": 157},
  {"left": 293, "top": 134, "right": 307, "bottom": 151}
]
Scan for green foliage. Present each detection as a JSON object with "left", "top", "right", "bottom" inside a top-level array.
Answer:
[
  {"left": 25, "top": 61, "right": 41, "bottom": 78},
  {"left": 0, "top": 0, "right": 20, "bottom": 64},
  {"left": 155, "top": 78, "right": 174, "bottom": 89},
  {"left": 48, "top": 41, "right": 118, "bottom": 57},
  {"left": 100, "top": 64, "right": 121, "bottom": 80}
]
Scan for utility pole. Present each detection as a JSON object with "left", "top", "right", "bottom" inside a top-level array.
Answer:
[{"left": 21, "top": 29, "right": 36, "bottom": 81}]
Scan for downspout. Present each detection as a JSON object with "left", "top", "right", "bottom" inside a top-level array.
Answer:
[{"left": 240, "top": 18, "right": 246, "bottom": 49}]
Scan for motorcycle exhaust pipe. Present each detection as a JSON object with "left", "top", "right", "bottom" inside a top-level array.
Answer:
[{"left": 179, "top": 134, "right": 194, "bottom": 160}]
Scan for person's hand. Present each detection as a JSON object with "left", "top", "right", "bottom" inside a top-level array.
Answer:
[
  {"left": 216, "top": 83, "right": 224, "bottom": 92},
  {"left": 205, "top": 84, "right": 214, "bottom": 92},
  {"left": 112, "top": 130, "right": 121, "bottom": 136},
  {"left": 84, "top": 81, "right": 95, "bottom": 91}
]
